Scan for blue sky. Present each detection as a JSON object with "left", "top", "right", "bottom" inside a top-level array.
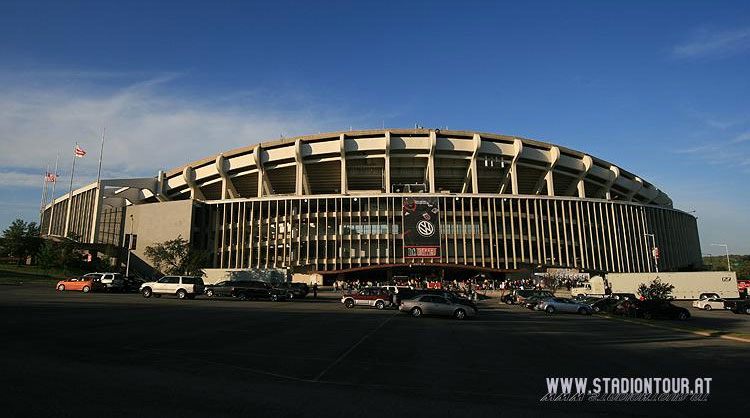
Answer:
[{"left": 0, "top": 0, "right": 748, "bottom": 254}]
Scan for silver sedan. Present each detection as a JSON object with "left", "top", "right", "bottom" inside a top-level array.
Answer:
[
  {"left": 399, "top": 294, "right": 477, "bottom": 320},
  {"left": 538, "top": 297, "right": 593, "bottom": 315}
]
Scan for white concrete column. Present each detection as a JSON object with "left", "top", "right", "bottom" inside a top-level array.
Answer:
[
  {"left": 294, "top": 139, "right": 309, "bottom": 196},
  {"left": 215, "top": 154, "right": 239, "bottom": 199},
  {"left": 88, "top": 183, "right": 102, "bottom": 244},
  {"left": 628, "top": 177, "right": 644, "bottom": 201},
  {"left": 155, "top": 170, "right": 170, "bottom": 202},
  {"left": 533, "top": 146, "right": 559, "bottom": 195},
  {"left": 500, "top": 139, "right": 523, "bottom": 194},
  {"left": 340, "top": 134, "right": 348, "bottom": 194},
  {"left": 603, "top": 166, "right": 620, "bottom": 200},
  {"left": 384, "top": 131, "right": 391, "bottom": 193},
  {"left": 427, "top": 130, "right": 437, "bottom": 193},
  {"left": 182, "top": 166, "right": 205, "bottom": 200},
  {"left": 252, "top": 145, "right": 271, "bottom": 197},
  {"left": 578, "top": 156, "right": 593, "bottom": 198}
]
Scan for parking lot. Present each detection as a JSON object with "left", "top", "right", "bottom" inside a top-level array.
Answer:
[{"left": 1, "top": 284, "right": 748, "bottom": 418}]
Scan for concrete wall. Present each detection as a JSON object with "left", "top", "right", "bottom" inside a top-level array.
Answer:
[{"left": 124, "top": 199, "right": 195, "bottom": 273}]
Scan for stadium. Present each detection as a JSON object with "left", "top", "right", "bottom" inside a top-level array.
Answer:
[{"left": 40, "top": 128, "right": 702, "bottom": 280}]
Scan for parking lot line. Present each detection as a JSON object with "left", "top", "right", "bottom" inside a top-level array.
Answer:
[
  {"left": 600, "top": 314, "right": 750, "bottom": 343},
  {"left": 312, "top": 312, "right": 397, "bottom": 382}
]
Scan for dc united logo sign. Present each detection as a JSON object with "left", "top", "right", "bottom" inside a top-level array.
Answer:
[
  {"left": 417, "top": 220, "right": 435, "bottom": 237},
  {"left": 403, "top": 197, "right": 440, "bottom": 258}
]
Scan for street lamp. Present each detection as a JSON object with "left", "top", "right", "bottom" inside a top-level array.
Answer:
[
  {"left": 644, "top": 233, "right": 658, "bottom": 272},
  {"left": 125, "top": 214, "right": 134, "bottom": 277},
  {"left": 710, "top": 243, "right": 731, "bottom": 271}
]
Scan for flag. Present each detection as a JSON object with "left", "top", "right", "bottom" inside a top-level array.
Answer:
[
  {"left": 45, "top": 172, "right": 57, "bottom": 182},
  {"left": 74, "top": 145, "right": 86, "bottom": 158}
]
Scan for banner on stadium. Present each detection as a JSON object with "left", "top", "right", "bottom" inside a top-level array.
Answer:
[{"left": 402, "top": 197, "right": 440, "bottom": 258}]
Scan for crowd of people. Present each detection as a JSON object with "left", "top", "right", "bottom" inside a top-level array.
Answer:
[{"left": 332, "top": 276, "right": 556, "bottom": 293}]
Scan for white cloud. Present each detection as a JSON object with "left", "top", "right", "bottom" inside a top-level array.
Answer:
[
  {"left": 0, "top": 74, "right": 354, "bottom": 184},
  {"left": 673, "top": 27, "right": 750, "bottom": 59},
  {"left": 732, "top": 131, "right": 750, "bottom": 143},
  {"left": 0, "top": 170, "right": 48, "bottom": 188}
]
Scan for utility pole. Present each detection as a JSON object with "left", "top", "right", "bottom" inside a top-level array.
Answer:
[{"left": 711, "top": 243, "right": 731, "bottom": 271}]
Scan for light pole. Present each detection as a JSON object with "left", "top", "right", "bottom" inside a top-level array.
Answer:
[
  {"left": 125, "top": 214, "right": 134, "bottom": 277},
  {"left": 710, "top": 243, "right": 731, "bottom": 271},
  {"left": 644, "top": 233, "right": 658, "bottom": 272}
]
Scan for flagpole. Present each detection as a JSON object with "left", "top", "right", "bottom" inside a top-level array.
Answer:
[
  {"left": 43, "top": 164, "right": 50, "bottom": 207},
  {"left": 64, "top": 142, "right": 78, "bottom": 238},
  {"left": 68, "top": 142, "right": 77, "bottom": 202},
  {"left": 48, "top": 153, "right": 59, "bottom": 236},
  {"left": 96, "top": 128, "right": 105, "bottom": 183},
  {"left": 39, "top": 164, "right": 48, "bottom": 224}
]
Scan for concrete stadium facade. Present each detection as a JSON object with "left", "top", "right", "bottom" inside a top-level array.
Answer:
[{"left": 41, "top": 129, "right": 702, "bottom": 276}]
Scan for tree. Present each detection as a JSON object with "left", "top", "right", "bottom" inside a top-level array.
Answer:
[
  {"left": 1, "top": 219, "right": 42, "bottom": 264},
  {"left": 35, "top": 238, "right": 87, "bottom": 273},
  {"left": 144, "top": 236, "right": 207, "bottom": 276},
  {"left": 36, "top": 241, "right": 58, "bottom": 271},
  {"left": 637, "top": 278, "right": 674, "bottom": 300}
]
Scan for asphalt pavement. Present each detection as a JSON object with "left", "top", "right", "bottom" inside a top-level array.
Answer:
[{"left": 0, "top": 284, "right": 747, "bottom": 418}]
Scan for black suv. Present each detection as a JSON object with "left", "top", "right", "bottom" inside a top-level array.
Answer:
[
  {"left": 205, "top": 280, "right": 245, "bottom": 298},
  {"left": 236, "top": 281, "right": 289, "bottom": 301}
]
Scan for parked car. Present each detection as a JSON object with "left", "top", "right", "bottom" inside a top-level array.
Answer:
[
  {"left": 341, "top": 287, "right": 393, "bottom": 309},
  {"left": 416, "top": 289, "right": 478, "bottom": 310},
  {"left": 81, "top": 272, "right": 125, "bottom": 292},
  {"left": 612, "top": 299, "right": 640, "bottom": 317},
  {"left": 233, "top": 281, "right": 290, "bottom": 301},
  {"left": 275, "top": 282, "right": 309, "bottom": 299},
  {"left": 692, "top": 297, "right": 726, "bottom": 311},
  {"left": 724, "top": 299, "right": 750, "bottom": 315},
  {"left": 572, "top": 295, "right": 601, "bottom": 305},
  {"left": 204, "top": 280, "right": 241, "bottom": 297},
  {"left": 399, "top": 294, "right": 477, "bottom": 319},
  {"left": 611, "top": 293, "right": 640, "bottom": 301},
  {"left": 123, "top": 276, "right": 145, "bottom": 293},
  {"left": 56, "top": 276, "right": 101, "bottom": 293},
  {"left": 637, "top": 300, "right": 690, "bottom": 320},
  {"left": 140, "top": 276, "right": 205, "bottom": 299},
  {"left": 538, "top": 298, "right": 593, "bottom": 315},
  {"left": 502, "top": 289, "right": 553, "bottom": 305},
  {"left": 523, "top": 295, "right": 551, "bottom": 310},
  {"left": 588, "top": 297, "right": 622, "bottom": 313}
]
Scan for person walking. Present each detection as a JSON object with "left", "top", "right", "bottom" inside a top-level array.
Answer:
[{"left": 312, "top": 283, "right": 318, "bottom": 298}]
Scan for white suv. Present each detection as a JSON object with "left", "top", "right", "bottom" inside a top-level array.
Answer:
[{"left": 140, "top": 276, "right": 205, "bottom": 299}]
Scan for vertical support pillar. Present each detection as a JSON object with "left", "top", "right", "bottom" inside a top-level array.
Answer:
[
  {"left": 340, "top": 134, "right": 348, "bottom": 195},
  {"left": 89, "top": 183, "right": 102, "bottom": 244},
  {"left": 427, "top": 130, "right": 437, "bottom": 193},
  {"left": 384, "top": 131, "right": 391, "bottom": 193}
]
